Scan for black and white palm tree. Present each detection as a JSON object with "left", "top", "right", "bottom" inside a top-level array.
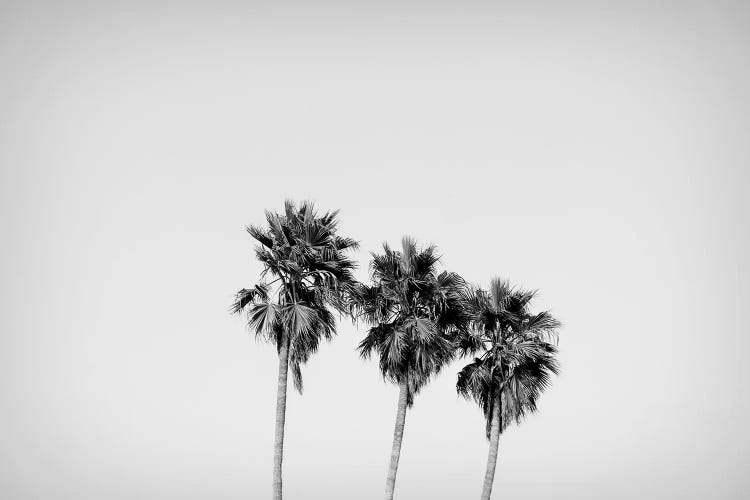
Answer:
[
  {"left": 351, "top": 237, "right": 467, "bottom": 500},
  {"left": 231, "top": 200, "right": 358, "bottom": 500},
  {"left": 456, "top": 279, "right": 560, "bottom": 500}
]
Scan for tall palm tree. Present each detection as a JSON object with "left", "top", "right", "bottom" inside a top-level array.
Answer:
[
  {"left": 456, "top": 278, "right": 560, "bottom": 500},
  {"left": 351, "top": 237, "right": 467, "bottom": 500},
  {"left": 231, "top": 200, "right": 358, "bottom": 500}
]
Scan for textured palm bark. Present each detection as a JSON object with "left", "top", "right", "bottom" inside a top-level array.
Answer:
[
  {"left": 272, "top": 337, "right": 290, "bottom": 500},
  {"left": 480, "top": 387, "right": 502, "bottom": 500},
  {"left": 384, "top": 380, "right": 409, "bottom": 500}
]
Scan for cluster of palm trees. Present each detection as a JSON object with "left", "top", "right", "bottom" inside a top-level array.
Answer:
[{"left": 232, "top": 201, "right": 561, "bottom": 500}]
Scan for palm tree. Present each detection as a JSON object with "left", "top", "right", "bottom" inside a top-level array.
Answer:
[
  {"left": 350, "top": 237, "right": 467, "bottom": 500},
  {"left": 456, "top": 278, "right": 560, "bottom": 500},
  {"left": 231, "top": 200, "right": 358, "bottom": 500}
]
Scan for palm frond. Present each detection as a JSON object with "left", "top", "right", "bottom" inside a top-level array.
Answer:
[
  {"left": 408, "top": 317, "right": 437, "bottom": 342},
  {"left": 489, "top": 278, "right": 513, "bottom": 312},
  {"left": 233, "top": 201, "right": 359, "bottom": 394},
  {"left": 247, "top": 300, "right": 280, "bottom": 340},
  {"left": 455, "top": 330, "right": 484, "bottom": 357},
  {"left": 399, "top": 236, "right": 417, "bottom": 275},
  {"left": 283, "top": 302, "right": 316, "bottom": 336},
  {"left": 358, "top": 237, "right": 467, "bottom": 406},
  {"left": 230, "top": 283, "right": 270, "bottom": 314},
  {"left": 457, "top": 277, "right": 561, "bottom": 438},
  {"left": 290, "top": 359, "right": 304, "bottom": 393}
]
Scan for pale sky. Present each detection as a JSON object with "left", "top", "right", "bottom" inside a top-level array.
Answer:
[{"left": 1, "top": 1, "right": 749, "bottom": 499}]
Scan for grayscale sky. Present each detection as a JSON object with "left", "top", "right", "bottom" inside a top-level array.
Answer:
[{"left": 1, "top": 1, "right": 749, "bottom": 499}]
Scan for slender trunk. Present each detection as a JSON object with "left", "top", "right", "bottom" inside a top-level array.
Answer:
[
  {"left": 272, "top": 336, "right": 290, "bottom": 500},
  {"left": 384, "top": 380, "right": 409, "bottom": 500},
  {"left": 480, "top": 384, "right": 502, "bottom": 500}
]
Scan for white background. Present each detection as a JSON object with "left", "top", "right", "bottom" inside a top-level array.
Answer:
[{"left": 1, "top": 1, "right": 748, "bottom": 498}]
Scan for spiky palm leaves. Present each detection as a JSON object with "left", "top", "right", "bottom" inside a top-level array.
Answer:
[
  {"left": 351, "top": 237, "right": 467, "bottom": 500},
  {"left": 456, "top": 278, "right": 560, "bottom": 500},
  {"left": 457, "top": 340, "right": 559, "bottom": 436},
  {"left": 231, "top": 200, "right": 358, "bottom": 500},
  {"left": 232, "top": 200, "right": 358, "bottom": 390}
]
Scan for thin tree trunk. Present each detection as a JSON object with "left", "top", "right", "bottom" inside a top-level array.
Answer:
[
  {"left": 272, "top": 336, "right": 290, "bottom": 500},
  {"left": 384, "top": 380, "right": 409, "bottom": 500},
  {"left": 480, "top": 386, "right": 502, "bottom": 500}
]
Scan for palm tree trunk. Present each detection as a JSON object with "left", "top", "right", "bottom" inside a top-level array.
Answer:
[
  {"left": 480, "top": 387, "right": 502, "bottom": 500},
  {"left": 272, "top": 336, "right": 290, "bottom": 500},
  {"left": 384, "top": 380, "right": 409, "bottom": 500}
]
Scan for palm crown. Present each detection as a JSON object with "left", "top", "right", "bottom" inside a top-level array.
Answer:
[
  {"left": 230, "top": 202, "right": 563, "bottom": 500},
  {"left": 231, "top": 200, "right": 358, "bottom": 391},
  {"left": 352, "top": 237, "right": 467, "bottom": 405},
  {"left": 457, "top": 278, "right": 560, "bottom": 436}
]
